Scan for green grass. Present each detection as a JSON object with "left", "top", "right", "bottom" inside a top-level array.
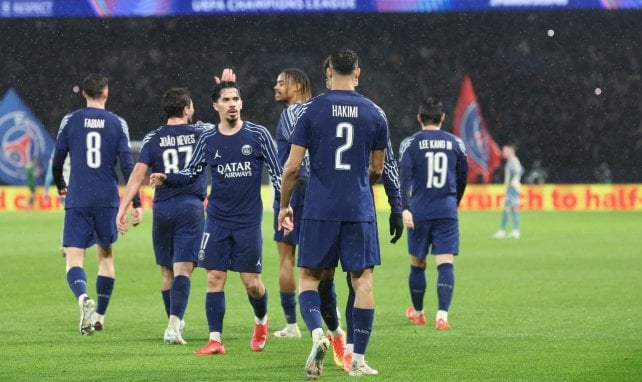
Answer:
[{"left": 0, "top": 211, "right": 640, "bottom": 381}]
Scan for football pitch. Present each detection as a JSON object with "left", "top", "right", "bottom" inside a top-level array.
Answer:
[{"left": 0, "top": 210, "right": 640, "bottom": 381}]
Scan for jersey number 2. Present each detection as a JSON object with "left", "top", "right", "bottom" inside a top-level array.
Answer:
[{"left": 335, "top": 122, "right": 353, "bottom": 170}]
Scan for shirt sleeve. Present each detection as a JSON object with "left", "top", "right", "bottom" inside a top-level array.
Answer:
[
  {"left": 165, "top": 130, "right": 208, "bottom": 187},
  {"left": 399, "top": 137, "right": 413, "bottom": 210},
  {"left": 382, "top": 138, "right": 402, "bottom": 213},
  {"left": 259, "top": 126, "right": 283, "bottom": 196}
]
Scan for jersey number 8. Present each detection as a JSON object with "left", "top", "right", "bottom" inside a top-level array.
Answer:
[{"left": 86, "top": 131, "right": 102, "bottom": 168}]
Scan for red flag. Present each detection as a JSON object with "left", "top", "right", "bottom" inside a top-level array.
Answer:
[{"left": 452, "top": 75, "right": 502, "bottom": 184}]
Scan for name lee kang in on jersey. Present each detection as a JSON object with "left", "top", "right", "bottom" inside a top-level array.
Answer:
[{"left": 419, "top": 139, "right": 453, "bottom": 150}]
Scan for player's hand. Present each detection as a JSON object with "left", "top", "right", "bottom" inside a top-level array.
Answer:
[
  {"left": 402, "top": 209, "right": 414, "bottom": 230},
  {"left": 131, "top": 207, "right": 143, "bottom": 227},
  {"left": 149, "top": 173, "right": 167, "bottom": 187},
  {"left": 214, "top": 68, "right": 236, "bottom": 84},
  {"left": 278, "top": 206, "right": 294, "bottom": 236},
  {"left": 57, "top": 187, "right": 67, "bottom": 196},
  {"left": 389, "top": 212, "right": 404, "bottom": 243},
  {"left": 116, "top": 209, "right": 128, "bottom": 234}
]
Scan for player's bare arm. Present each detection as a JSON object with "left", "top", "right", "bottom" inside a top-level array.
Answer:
[
  {"left": 368, "top": 149, "right": 385, "bottom": 186},
  {"left": 116, "top": 162, "right": 149, "bottom": 233}
]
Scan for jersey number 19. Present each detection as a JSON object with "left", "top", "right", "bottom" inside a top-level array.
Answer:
[{"left": 425, "top": 151, "right": 447, "bottom": 188}]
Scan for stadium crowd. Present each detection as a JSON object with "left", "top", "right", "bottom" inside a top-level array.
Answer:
[{"left": 1, "top": 10, "right": 640, "bottom": 183}]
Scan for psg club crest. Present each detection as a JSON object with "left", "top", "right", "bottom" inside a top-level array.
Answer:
[
  {"left": 460, "top": 103, "right": 490, "bottom": 170},
  {"left": 0, "top": 88, "right": 55, "bottom": 185},
  {"left": 241, "top": 144, "right": 252, "bottom": 156}
]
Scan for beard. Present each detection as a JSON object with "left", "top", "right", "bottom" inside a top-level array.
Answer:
[{"left": 225, "top": 115, "right": 239, "bottom": 124}]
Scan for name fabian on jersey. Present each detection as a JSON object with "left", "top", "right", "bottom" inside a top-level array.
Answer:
[
  {"left": 217, "top": 161, "right": 252, "bottom": 178},
  {"left": 84, "top": 118, "right": 105, "bottom": 128},
  {"left": 332, "top": 105, "right": 358, "bottom": 118},
  {"left": 159, "top": 134, "right": 196, "bottom": 147},
  {"left": 419, "top": 139, "right": 453, "bottom": 150}
]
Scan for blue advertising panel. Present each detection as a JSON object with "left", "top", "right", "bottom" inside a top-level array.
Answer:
[{"left": 0, "top": 0, "right": 640, "bottom": 18}]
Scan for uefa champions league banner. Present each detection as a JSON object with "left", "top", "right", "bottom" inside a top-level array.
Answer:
[
  {"left": 0, "top": 0, "right": 640, "bottom": 18},
  {"left": 0, "top": 88, "right": 55, "bottom": 186}
]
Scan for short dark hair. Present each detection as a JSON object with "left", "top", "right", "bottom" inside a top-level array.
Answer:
[
  {"left": 418, "top": 98, "right": 444, "bottom": 125},
  {"left": 211, "top": 81, "right": 241, "bottom": 103},
  {"left": 329, "top": 48, "right": 358, "bottom": 75},
  {"left": 82, "top": 73, "right": 108, "bottom": 99},
  {"left": 161, "top": 88, "right": 191, "bottom": 119},
  {"left": 281, "top": 68, "right": 312, "bottom": 101}
]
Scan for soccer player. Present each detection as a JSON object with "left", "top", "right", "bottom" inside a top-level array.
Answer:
[
  {"left": 271, "top": 67, "right": 349, "bottom": 371},
  {"left": 52, "top": 73, "right": 142, "bottom": 335},
  {"left": 399, "top": 98, "right": 468, "bottom": 330},
  {"left": 149, "top": 81, "right": 281, "bottom": 355},
  {"left": 271, "top": 68, "right": 310, "bottom": 339},
  {"left": 116, "top": 87, "right": 208, "bottom": 345},
  {"left": 279, "top": 48, "right": 388, "bottom": 378},
  {"left": 492, "top": 144, "right": 523, "bottom": 239},
  {"left": 24, "top": 159, "right": 39, "bottom": 209},
  {"left": 319, "top": 55, "right": 405, "bottom": 373}
]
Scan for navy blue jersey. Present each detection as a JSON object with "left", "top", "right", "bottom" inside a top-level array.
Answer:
[
  {"left": 138, "top": 123, "right": 209, "bottom": 203},
  {"left": 399, "top": 130, "right": 468, "bottom": 220},
  {"left": 290, "top": 90, "right": 389, "bottom": 222},
  {"left": 165, "top": 121, "right": 282, "bottom": 230},
  {"left": 53, "top": 107, "right": 135, "bottom": 208},
  {"left": 275, "top": 103, "right": 309, "bottom": 208}
]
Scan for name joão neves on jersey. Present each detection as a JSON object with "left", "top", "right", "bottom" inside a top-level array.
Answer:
[{"left": 138, "top": 123, "right": 209, "bottom": 203}]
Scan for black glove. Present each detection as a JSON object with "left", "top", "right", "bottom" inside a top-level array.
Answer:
[{"left": 389, "top": 212, "right": 403, "bottom": 244}]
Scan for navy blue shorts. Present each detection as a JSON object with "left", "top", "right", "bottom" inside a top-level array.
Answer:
[
  {"left": 197, "top": 219, "right": 263, "bottom": 273},
  {"left": 152, "top": 196, "right": 204, "bottom": 267},
  {"left": 298, "top": 220, "right": 380, "bottom": 272},
  {"left": 273, "top": 205, "right": 303, "bottom": 244},
  {"left": 407, "top": 218, "right": 459, "bottom": 259},
  {"left": 63, "top": 207, "right": 116, "bottom": 249}
]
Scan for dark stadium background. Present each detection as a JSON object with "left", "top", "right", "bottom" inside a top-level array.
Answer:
[{"left": 1, "top": 11, "right": 640, "bottom": 183}]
